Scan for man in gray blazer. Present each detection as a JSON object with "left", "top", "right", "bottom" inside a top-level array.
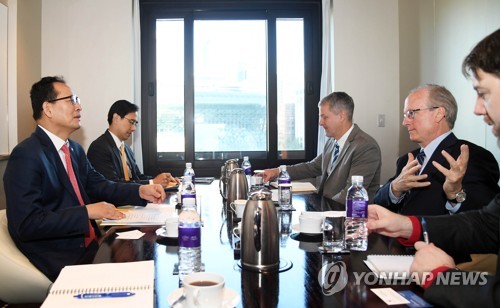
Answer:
[{"left": 261, "top": 92, "right": 381, "bottom": 206}]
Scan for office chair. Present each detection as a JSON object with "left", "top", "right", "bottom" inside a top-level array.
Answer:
[{"left": 0, "top": 209, "right": 51, "bottom": 303}]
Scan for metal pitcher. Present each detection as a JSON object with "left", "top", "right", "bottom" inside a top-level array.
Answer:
[
  {"left": 241, "top": 189, "right": 279, "bottom": 272},
  {"left": 219, "top": 158, "right": 240, "bottom": 200},
  {"left": 226, "top": 168, "right": 249, "bottom": 207}
]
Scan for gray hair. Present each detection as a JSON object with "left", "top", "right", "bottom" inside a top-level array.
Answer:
[
  {"left": 409, "top": 84, "right": 457, "bottom": 129},
  {"left": 318, "top": 92, "right": 354, "bottom": 122}
]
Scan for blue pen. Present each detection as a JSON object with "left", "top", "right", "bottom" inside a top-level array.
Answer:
[
  {"left": 421, "top": 217, "right": 429, "bottom": 244},
  {"left": 74, "top": 292, "right": 135, "bottom": 299}
]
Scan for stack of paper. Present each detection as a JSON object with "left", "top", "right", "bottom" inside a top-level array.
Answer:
[
  {"left": 364, "top": 255, "right": 414, "bottom": 279},
  {"left": 101, "top": 204, "right": 175, "bottom": 226},
  {"left": 270, "top": 181, "right": 317, "bottom": 192},
  {"left": 41, "top": 260, "right": 154, "bottom": 308}
]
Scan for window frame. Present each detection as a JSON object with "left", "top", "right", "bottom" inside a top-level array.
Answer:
[{"left": 140, "top": 0, "right": 322, "bottom": 176}]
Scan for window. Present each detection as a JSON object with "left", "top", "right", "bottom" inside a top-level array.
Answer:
[{"left": 140, "top": 0, "right": 321, "bottom": 176}]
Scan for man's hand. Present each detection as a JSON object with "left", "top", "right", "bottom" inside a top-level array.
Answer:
[
  {"left": 433, "top": 144, "right": 469, "bottom": 200},
  {"left": 86, "top": 202, "right": 125, "bottom": 220},
  {"left": 153, "top": 172, "right": 180, "bottom": 188},
  {"left": 410, "top": 242, "right": 455, "bottom": 285},
  {"left": 259, "top": 168, "right": 280, "bottom": 183},
  {"left": 139, "top": 184, "right": 166, "bottom": 203},
  {"left": 390, "top": 152, "right": 431, "bottom": 197},
  {"left": 366, "top": 204, "right": 414, "bottom": 238}
]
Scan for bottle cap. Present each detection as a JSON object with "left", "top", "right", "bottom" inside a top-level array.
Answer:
[
  {"left": 243, "top": 156, "right": 249, "bottom": 161},
  {"left": 351, "top": 175, "right": 363, "bottom": 183},
  {"left": 186, "top": 162, "right": 192, "bottom": 168},
  {"left": 279, "top": 165, "right": 287, "bottom": 171}
]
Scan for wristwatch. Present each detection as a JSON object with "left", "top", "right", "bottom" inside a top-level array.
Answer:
[{"left": 448, "top": 189, "right": 466, "bottom": 203}]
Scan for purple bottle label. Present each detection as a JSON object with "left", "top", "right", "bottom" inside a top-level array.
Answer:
[
  {"left": 346, "top": 200, "right": 368, "bottom": 218},
  {"left": 244, "top": 167, "right": 252, "bottom": 176},
  {"left": 278, "top": 178, "right": 291, "bottom": 184},
  {"left": 178, "top": 227, "right": 201, "bottom": 247}
]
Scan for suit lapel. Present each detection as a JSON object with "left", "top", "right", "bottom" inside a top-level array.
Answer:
[
  {"left": 35, "top": 127, "right": 80, "bottom": 203},
  {"left": 105, "top": 130, "right": 126, "bottom": 178}
]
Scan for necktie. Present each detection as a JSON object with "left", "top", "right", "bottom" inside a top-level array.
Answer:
[
  {"left": 416, "top": 149, "right": 426, "bottom": 174},
  {"left": 61, "top": 144, "right": 96, "bottom": 247},
  {"left": 329, "top": 142, "right": 340, "bottom": 174},
  {"left": 120, "top": 143, "right": 131, "bottom": 181}
]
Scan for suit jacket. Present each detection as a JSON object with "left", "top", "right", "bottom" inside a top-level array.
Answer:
[
  {"left": 87, "top": 130, "right": 152, "bottom": 184},
  {"left": 422, "top": 194, "right": 500, "bottom": 307},
  {"left": 4, "top": 127, "right": 146, "bottom": 281},
  {"left": 374, "top": 133, "right": 500, "bottom": 215},
  {"left": 286, "top": 124, "right": 381, "bottom": 206}
]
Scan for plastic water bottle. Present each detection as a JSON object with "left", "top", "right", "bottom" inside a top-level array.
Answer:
[
  {"left": 180, "top": 175, "right": 196, "bottom": 205},
  {"left": 241, "top": 156, "right": 252, "bottom": 190},
  {"left": 183, "top": 162, "right": 195, "bottom": 184},
  {"left": 178, "top": 197, "right": 202, "bottom": 282},
  {"left": 277, "top": 165, "right": 292, "bottom": 210},
  {"left": 345, "top": 175, "right": 368, "bottom": 251}
]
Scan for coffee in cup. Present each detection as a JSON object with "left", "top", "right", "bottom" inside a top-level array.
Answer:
[{"left": 182, "top": 272, "right": 225, "bottom": 307}]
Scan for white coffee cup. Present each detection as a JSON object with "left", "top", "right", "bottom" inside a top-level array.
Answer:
[
  {"left": 182, "top": 272, "right": 225, "bottom": 308},
  {"left": 230, "top": 199, "right": 247, "bottom": 218},
  {"left": 299, "top": 213, "right": 322, "bottom": 233},
  {"left": 165, "top": 216, "right": 179, "bottom": 238},
  {"left": 232, "top": 221, "right": 242, "bottom": 238}
]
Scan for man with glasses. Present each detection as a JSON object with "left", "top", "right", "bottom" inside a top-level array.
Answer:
[
  {"left": 374, "top": 84, "right": 499, "bottom": 216},
  {"left": 367, "top": 28, "right": 500, "bottom": 307},
  {"left": 3, "top": 76, "right": 166, "bottom": 281},
  {"left": 88, "top": 100, "right": 179, "bottom": 188}
]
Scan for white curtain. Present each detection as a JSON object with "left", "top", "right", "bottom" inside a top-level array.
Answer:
[
  {"left": 132, "top": 0, "right": 143, "bottom": 169},
  {"left": 318, "top": 0, "right": 334, "bottom": 155}
]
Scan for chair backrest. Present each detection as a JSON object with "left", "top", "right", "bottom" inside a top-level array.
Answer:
[{"left": 0, "top": 209, "right": 52, "bottom": 303}]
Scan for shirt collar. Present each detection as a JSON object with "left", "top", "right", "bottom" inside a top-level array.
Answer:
[
  {"left": 108, "top": 130, "right": 124, "bottom": 149},
  {"left": 38, "top": 125, "right": 67, "bottom": 151},
  {"left": 335, "top": 124, "right": 354, "bottom": 149},
  {"left": 421, "top": 131, "right": 452, "bottom": 158}
]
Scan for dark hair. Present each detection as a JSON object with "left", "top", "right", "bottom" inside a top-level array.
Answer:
[
  {"left": 107, "top": 100, "right": 139, "bottom": 125},
  {"left": 30, "top": 76, "right": 66, "bottom": 120},
  {"left": 462, "top": 28, "right": 500, "bottom": 79},
  {"left": 318, "top": 92, "right": 354, "bottom": 122}
]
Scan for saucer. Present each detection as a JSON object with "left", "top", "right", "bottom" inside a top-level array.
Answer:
[
  {"left": 167, "top": 287, "right": 241, "bottom": 307},
  {"left": 291, "top": 223, "right": 321, "bottom": 235},
  {"left": 155, "top": 226, "right": 178, "bottom": 239}
]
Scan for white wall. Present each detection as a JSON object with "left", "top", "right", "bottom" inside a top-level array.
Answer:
[
  {"left": 41, "top": 0, "right": 135, "bottom": 148},
  {"left": 333, "top": 0, "right": 400, "bottom": 182}
]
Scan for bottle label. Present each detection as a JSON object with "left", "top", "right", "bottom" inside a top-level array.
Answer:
[
  {"left": 178, "top": 227, "right": 201, "bottom": 247},
  {"left": 181, "top": 194, "right": 196, "bottom": 204},
  {"left": 244, "top": 167, "right": 252, "bottom": 176},
  {"left": 278, "top": 179, "right": 291, "bottom": 184},
  {"left": 346, "top": 200, "right": 368, "bottom": 218}
]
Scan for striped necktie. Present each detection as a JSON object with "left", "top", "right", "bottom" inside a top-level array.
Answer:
[
  {"left": 61, "top": 143, "right": 96, "bottom": 247},
  {"left": 329, "top": 142, "right": 340, "bottom": 174},
  {"left": 416, "top": 149, "right": 426, "bottom": 174}
]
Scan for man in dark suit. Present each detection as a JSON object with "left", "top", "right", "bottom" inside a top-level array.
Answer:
[
  {"left": 260, "top": 92, "right": 381, "bottom": 205},
  {"left": 87, "top": 100, "right": 178, "bottom": 187},
  {"left": 374, "top": 84, "right": 499, "bottom": 215},
  {"left": 3, "top": 76, "right": 166, "bottom": 281},
  {"left": 367, "top": 28, "right": 500, "bottom": 307}
]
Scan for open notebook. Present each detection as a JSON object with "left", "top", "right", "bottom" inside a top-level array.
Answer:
[
  {"left": 41, "top": 260, "right": 154, "bottom": 308},
  {"left": 364, "top": 255, "right": 414, "bottom": 279}
]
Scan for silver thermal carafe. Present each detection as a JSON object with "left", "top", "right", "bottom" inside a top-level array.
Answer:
[
  {"left": 219, "top": 158, "right": 240, "bottom": 200},
  {"left": 241, "top": 189, "right": 279, "bottom": 272}
]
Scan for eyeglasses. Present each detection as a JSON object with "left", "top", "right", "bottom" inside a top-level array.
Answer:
[
  {"left": 48, "top": 94, "right": 81, "bottom": 106},
  {"left": 124, "top": 117, "right": 139, "bottom": 126},
  {"left": 403, "top": 106, "right": 439, "bottom": 119}
]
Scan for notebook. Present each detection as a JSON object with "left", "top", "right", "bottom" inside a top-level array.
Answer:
[
  {"left": 100, "top": 204, "right": 176, "bottom": 226},
  {"left": 41, "top": 260, "right": 154, "bottom": 308},
  {"left": 364, "top": 255, "right": 414, "bottom": 279}
]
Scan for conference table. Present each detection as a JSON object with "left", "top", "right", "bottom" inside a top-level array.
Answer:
[{"left": 90, "top": 180, "right": 422, "bottom": 307}]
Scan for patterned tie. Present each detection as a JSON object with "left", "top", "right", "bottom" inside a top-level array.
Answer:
[
  {"left": 329, "top": 142, "right": 340, "bottom": 174},
  {"left": 416, "top": 149, "right": 426, "bottom": 174},
  {"left": 120, "top": 143, "right": 131, "bottom": 181},
  {"left": 61, "top": 144, "right": 96, "bottom": 247}
]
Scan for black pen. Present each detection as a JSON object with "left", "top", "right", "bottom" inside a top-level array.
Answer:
[{"left": 421, "top": 217, "right": 429, "bottom": 244}]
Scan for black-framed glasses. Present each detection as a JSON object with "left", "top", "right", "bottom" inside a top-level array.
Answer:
[
  {"left": 48, "top": 94, "right": 80, "bottom": 106},
  {"left": 403, "top": 106, "right": 439, "bottom": 120},
  {"left": 124, "top": 117, "right": 139, "bottom": 126}
]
